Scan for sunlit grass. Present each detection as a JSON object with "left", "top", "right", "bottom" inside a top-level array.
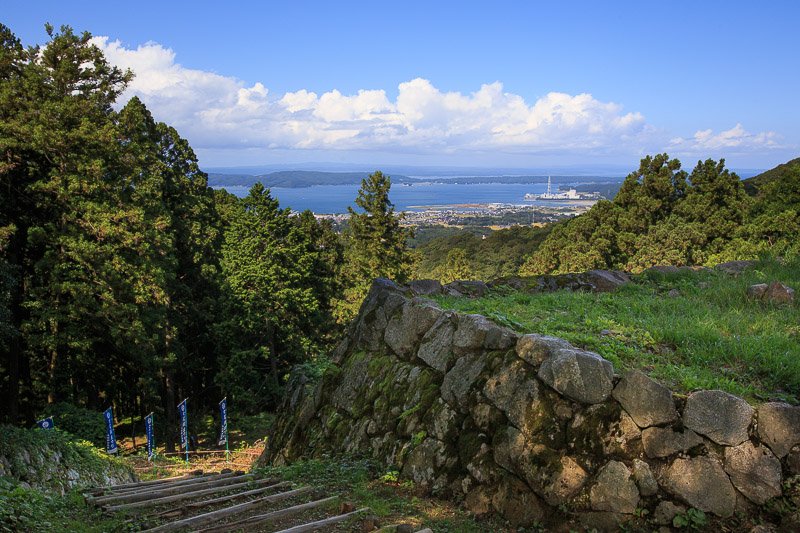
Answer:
[{"left": 434, "top": 258, "right": 800, "bottom": 403}]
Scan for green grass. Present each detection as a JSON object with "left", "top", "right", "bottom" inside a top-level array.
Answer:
[
  {"left": 434, "top": 258, "right": 800, "bottom": 403},
  {"left": 0, "top": 481, "right": 133, "bottom": 533}
]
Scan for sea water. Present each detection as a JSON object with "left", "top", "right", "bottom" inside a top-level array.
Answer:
[{"left": 217, "top": 181, "right": 592, "bottom": 213}]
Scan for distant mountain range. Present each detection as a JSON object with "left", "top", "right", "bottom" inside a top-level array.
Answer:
[{"left": 206, "top": 170, "right": 627, "bottom": 189}]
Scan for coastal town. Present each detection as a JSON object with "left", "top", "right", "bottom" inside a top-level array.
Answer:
[{"left": 316, "top": 201, "right": 597, "bottom": 229}]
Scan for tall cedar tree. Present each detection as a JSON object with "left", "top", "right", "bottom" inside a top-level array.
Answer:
[
  {"left": 217, "top": 185, "right": 341, "bottom": 412},
  {"left": 0, "top": 25, "right": 225, "bottom": 437},
  {"left": 339, "top": 171, "right": 414, "bottom": 320}
]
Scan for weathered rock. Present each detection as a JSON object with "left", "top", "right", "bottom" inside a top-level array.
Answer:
[
  {"left": 384, "top": 300, "right": 442, "bottom": 359},
  {"left": 788, "top": 448, "right": 800, "bottom": 475},
  {"left": 408, "top": 279, "right": 443, "bottom": 296},
  {"left": 654, "top": 501, "right": 685, "bottom": 525},
  {"left": 441, "top": 352, "right": 485, "bottom": 411},
  {"left": 515, "top": 334, "right": 573, "bottom": 367},
  {"left": 491, "top": 475, "right": 547, "bottom": 526},
  {"left": 493, "top": 427, "right": 587, "bottom": 506},
  {"left": 667, "top": 288, "right": 681, "bottom": 298},
  {"left": 538, "top": 348, "right": 614, "bottom": 404},
  {"left": 585, "top": 270, "right": 631, "bottom": 292},
  {"left": 641, "top": 427, "right": 704, "bottom": 458},
  {"left": 683, "top": 390, "right": 753, "bottom": 446},
  {"left": 590, "top": 460, "right": 640, "bottom": 514},
  {"left": 443, "top": 280, "right": 489, "bottom": 298},
  {"left": 747, "top": 283, "right": 769, "bottom": 299},
  {"left": 632, "top": 459, "right": 658, "bottom": 497},
  {"left": 483, "top": 360, "right": 539, "bottom": 434},
  {"left": 724, "top": 441, "right": 782, "bottom": 505},
  {"left": 612, "top": 370, "right": 678, "bottom": 428},
  {"left": 663, "top": 456, "right": 737, "bottom": 517},
  {"left": 453, "top": 314, "right": 516, "bottom": 354},
  {"left": 469, "top": 402, "right": 505, "bottom": 432},
  {"left": 464, "top": 485, "right": 493, "bottom": 516},
  {"left": 716, "top": 260, "right": 757, "bottom": 275},
  {"left": 764, "top": 281, "right": 795, "bottom": 304},
  {"left": 757, "top": 402, "right": 800, "bottom": 458},
  {"left": 416, "top": 314, "right": 456, "bottom": 373},
  {"left": 401, "top": 438, "right": 455, "bottom": 490}
]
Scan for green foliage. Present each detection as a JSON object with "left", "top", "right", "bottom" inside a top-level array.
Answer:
[
  {"left": 216, "top": 184, "right": 342, "bottom": 412},
  {"left": 415, "top": 224, "right": 553, "bottom": 282},
  {"left": 0, "top": 483, "right": 131, "bottom": 533},
  {"left": 435, "top": 258, "right": 800, "bottom": 402},
  {"left": 673, "top": 508, "right": 708, "bottom": 529},
  {"left": 338, "top": 171, "right": 414, "bottom": 320},
  {"left": 39, "top": 403, "right": 105, "bottom": 447},
  {"left": 520, "top": 154, "right": 774, "bottom": 275}
]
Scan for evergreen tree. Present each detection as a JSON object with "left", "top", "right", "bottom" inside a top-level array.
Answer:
[
  {"left": 217, "top": 185, "right": 334, "bottom": 411},
  {"left": 338, "top": 171, "right": 413, "bottom": 320}
]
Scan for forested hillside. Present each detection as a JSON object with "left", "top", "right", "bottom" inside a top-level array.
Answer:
[
  {"left": 520, "top": 154, "right": 800, "bottom": 275},
  {"left": 0, "top": 25, "right": 413, "bottom": 445}
]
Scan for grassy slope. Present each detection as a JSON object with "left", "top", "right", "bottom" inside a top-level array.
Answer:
[{"left": 435, "top": 258, "right": 800, "bottom": 403}]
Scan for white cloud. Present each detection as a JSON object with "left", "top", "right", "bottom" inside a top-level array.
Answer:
[
  {"left": 93, "top": 37, "right": 784, "bottom": 163},
  {"left": 669, "top": 123, "right": 781, "bottom": 153}
]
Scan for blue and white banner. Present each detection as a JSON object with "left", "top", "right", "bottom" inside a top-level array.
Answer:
[
  {"left": 144, "top": 412, "right": 155, "bottom": 461},
  {"left": 218, "top": 397, "right": 228, "bottom": 446},
  {"left": 36, "top": 416, "right": 54, "bottom": 430},
  {"left": 103, "top": 408, "right": 118, "bottom": 454},
  {"left": 178, "top": 399, "right": 188, "bottom": 451}
]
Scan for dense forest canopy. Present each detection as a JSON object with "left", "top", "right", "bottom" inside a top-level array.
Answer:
[{"left": 0, "top": 25, "right": 412, "bottom": 443}]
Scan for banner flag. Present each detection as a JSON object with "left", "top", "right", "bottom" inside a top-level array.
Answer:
[
  {"left": 144, "top": 412, "right": 155, "bottom": 461},
  {"left": 104, "top": 408, "right": 118, "bottom": 454},
  {"left": 178, "top": 399, "right": 188, "bottom": 451},
  {"left": 36, "top": 416, "right": 54, "bottom": 430},
  {"left": 218, "top": 397, "right": 228, "bottom": 446}
]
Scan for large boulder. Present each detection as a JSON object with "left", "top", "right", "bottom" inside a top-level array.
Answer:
[
  {"left": 632, "top": 458, "right": 658, "bottom": 497},
  {"left": 515, "top": 334, "right": 573, "bottom": 368},
  {"left": 683, "top": 390, "right": 753, "bottom": 446},
  {"left": 663, "top": 456, "right": 737, "bottom": 517},
  {"left": 757, "top": 402, "right": 800, "bottom": 458},
  {"left": 453, "top": 314, "right": 517, "bottom": 355},
  {"left": 416, "top": 313, "right": 457, "bottom": 373},
  {"left": 724, "top": 441, "right": 783, "bottom": 505},
  {"left": 483, "top": 359, "right": 540, "bottom": 435},
  {"left": 538, "top": 348, "right": 614, "bottom": 404},
  {"left": 585, "top": 270, "right": 631, "bottom": 292},
  {"left": 408, "top": 279, "right": 443, "bottom": 296},
  {"left": 641, "top": 427, "right": 704, "bottom": 459},
  {"left": 612, "top": 370, "right": 678, "bottom": 428},
  {"left": 491, "top": 475, "right": 548, "bottom": 526},
  {"left": 443, "top": 280, "right": 489, "bottom": 298},
  {"left": 384, "top": 300, "right": 442, "bottom": 360},
  {"left": 441, "top": 352, "right": 486, "bottom": 411},
  {"left": 589, "top": 460, "right": 640, "bottom": 514}
]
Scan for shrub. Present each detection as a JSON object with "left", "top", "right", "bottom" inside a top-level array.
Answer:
[{"left": 39, "top": 403, "right": 106, "bottom": 448}]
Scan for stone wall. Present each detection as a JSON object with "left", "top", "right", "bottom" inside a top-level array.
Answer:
[
  {"left": 0, "top": 427, "right": 136, "bottom": 494},
  {"left": 263, "top": 278, "right": 800, "bottom": 530}
]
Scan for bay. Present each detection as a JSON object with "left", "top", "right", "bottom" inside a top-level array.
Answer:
[{"left": 216, "top": 181, "right": 597, "bottom": 213}]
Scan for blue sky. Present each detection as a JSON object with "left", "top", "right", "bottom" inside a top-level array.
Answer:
[{"left": 5, "top": 1, "right": 799, "bottom": 170}]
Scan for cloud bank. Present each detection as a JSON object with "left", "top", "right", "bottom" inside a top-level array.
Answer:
[{"left": 95, "top": 37, "right": 783, "bottom": 164}]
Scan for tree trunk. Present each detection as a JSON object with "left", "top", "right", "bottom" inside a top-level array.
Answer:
[
  {"left": 266, "top": 321, "right": 278, "bottom": 387},
  {"left": 163, "top": 370, "right": 177, "bottom": 453}
]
